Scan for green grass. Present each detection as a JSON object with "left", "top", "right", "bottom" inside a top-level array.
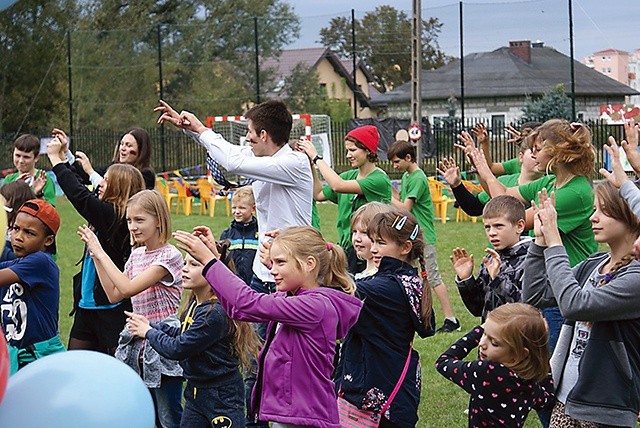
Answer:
[{"left": 53, "top": 197, "right": 541, "bottom": 427}]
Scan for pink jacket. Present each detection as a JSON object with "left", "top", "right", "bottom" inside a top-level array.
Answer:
[{"left": 203, "top": 259, "right": 362, "bottom": 427}]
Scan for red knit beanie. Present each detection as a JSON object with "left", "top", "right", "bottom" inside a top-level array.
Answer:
[{"left": 346, "top": 125, "right": 379, "bottom": 153}]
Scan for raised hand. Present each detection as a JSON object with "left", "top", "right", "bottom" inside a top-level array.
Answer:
[
  {"left": 51, "top": 128, "right": 69, "bottom": 156},
  {"left": 74, "top": 151, "right": 95, "bottom": 176},
  {"left": 32, "top": 170, "right": 47, "bottom": 196},
  {"left": 466, "top": 146, "right": 491, "bottom": 177},
  {"left": 124, "top": 311, "right": 151, "bottom": 338},
  {"left": 454, "top": 130, "right": 476, "bottom": 153},
  {"left": 173, "top": 230, "right": 217, "bottom": 265},
  {"left": 436, "top": 157, "right": 462, "bottom": 187},
  {"left": 295, "top": 137, "right": 317, "bottom": 160},
  {"left": 258, "top": 229, "right": 281, "bottom": 268},
  {"left": 505, "top": 125, "right": 522, "bottom": 144},
  {"left": 482, "top": 248, "right": 501, "bottom": 280},
  {"left": 599, "top": 136, "right": 630, "bottom": 189},
  {"left": 191, "top": 225, "right": 220, "bottom": 257},
  {"left": 622, "top": 119, "right": 640, "bottom": 175},
  {"left": 471, "top": 123, "right": 488, "bottom": 145},
  {"left": 533, "top": 189, "right": 562, "bottom": 247},
  {"left": 450, "top": 247, "right": 474, "bottom": 279},
  {"left": 155, "top": 100, "right": 207, "bottom": 134},
  {"left": 46, "top": 138, "right": 65, "bottom": 164},
  {"left": 77, "top": 224, "right": 105, "bottom": 259}
]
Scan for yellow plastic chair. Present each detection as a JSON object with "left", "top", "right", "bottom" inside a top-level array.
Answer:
[
  {"left": 427, "top": 177, "right": 451, "bottom": 224},
  {"left": 156, "top": 177, "right": 178, "bottom": 211},
  {"left": 456, "top": 180, "right": 483, "bottom": 223},
  {"left": 172, "top": 178, "right": 194, "bottom": 216},
  {"left": 195, "top": 178, "right": 231, "bottom": 217}
]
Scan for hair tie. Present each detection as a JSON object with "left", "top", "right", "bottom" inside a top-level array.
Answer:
[
  {"left": 327, "top": 242, "right": 333, "bottom": 251},
  {"left": 420, "top": 270, "right": 428, "bottom": 279}
]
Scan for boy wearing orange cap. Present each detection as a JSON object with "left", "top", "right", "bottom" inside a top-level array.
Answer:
[
  {"left": 297, "top": 125, "right": 392, "bottom": 273},
  {"left": 0, "top": 199, "right": 65, "bottom": 373}
]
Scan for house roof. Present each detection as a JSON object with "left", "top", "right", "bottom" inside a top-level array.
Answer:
[
  {"left": 371, "top": 44, "right": 639, "bottom": 106},
  {"left": 262, "top": 47, "right": 372, "bottom": 107},
  {"left": 593, "top": 48, "right": 629, "bottom": 55}
]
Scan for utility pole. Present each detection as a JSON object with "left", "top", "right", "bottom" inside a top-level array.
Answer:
[{"left": 411, "top": 0, "right": 422, "bottom": 160}]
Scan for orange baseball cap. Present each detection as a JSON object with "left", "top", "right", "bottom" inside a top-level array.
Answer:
[{"left": 18, "top": 199, "right": 60, "bottom": 234}]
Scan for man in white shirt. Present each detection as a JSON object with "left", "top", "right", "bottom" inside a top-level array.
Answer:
[{"left": 156, "top": 99, "right": 313, "bottom": 287}]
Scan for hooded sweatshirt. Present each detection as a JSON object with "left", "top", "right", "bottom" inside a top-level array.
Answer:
[{"left": 203, "top": 258, "right": 362, "bottom": 428}]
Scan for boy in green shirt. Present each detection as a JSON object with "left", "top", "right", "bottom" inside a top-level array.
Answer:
[
  {"left": 3, "top": 134, "right": 56, "bottom": 206},
  {"left": 388, "top": 140, "right": 460, "bottom": 332}
]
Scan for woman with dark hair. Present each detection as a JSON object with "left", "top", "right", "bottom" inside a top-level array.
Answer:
[{"left": 55, "top": 127, "right": 155, "bottom": 190}]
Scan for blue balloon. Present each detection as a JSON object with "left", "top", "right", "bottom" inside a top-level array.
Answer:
[
  {"left": 0, "top": 350, "right": 154, "bottom": 428},
  {"left": 0, "top": 1, "right": 18, "bottom": 12}
]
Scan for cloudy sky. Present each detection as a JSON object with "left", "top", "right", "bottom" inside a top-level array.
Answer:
[{"left": 286, "top": 0, "right": 639, "bottom": 60}]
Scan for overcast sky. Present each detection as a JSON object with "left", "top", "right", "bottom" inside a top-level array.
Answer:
[{"left": 286, "top": 0, "right": 640, "bottom": 61}]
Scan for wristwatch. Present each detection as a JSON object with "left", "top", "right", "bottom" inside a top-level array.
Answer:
[{"left": 312, "top": 155, "right": 323, "bottom": 165}]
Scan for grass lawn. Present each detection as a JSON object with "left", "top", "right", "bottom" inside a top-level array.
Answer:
[{"left": 53, "top": 196, "right": 542, "bottom": 427}]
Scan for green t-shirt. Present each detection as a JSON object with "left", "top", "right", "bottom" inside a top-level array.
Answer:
[
  {"left": 400, "top": 168, "right": 436, "bottom": 244},
  {"left": 311, "top": 200, "right": 320, "bottom": 231},
  {"left": 322, "top": 168, "right": 391, "bottom": 248},
  {"left": 3, "top": 170, "right": 56, "bottom": 206},
  {"left": 477, "top": 173, "right": 521, "bottom": 205},
  {"left": 519, "top": 175, "right": 596, "bottom": 267},
  {"left": 502, "top": 158, "right": 521, "bottom": 175}
]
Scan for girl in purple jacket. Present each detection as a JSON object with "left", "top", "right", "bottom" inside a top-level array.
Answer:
[{"left": 174, "top": 225, "right": 363, "bottom": 428}]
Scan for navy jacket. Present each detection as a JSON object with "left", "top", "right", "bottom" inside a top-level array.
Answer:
[
  {"left": 220, "top": 217, "right": 259, "bottom": 285},
  {"left": 147, "top": 299, "right": 242, "bottom": 388},
  {"left": 335, "top": 257, "right": 435, "bottom": 427}
]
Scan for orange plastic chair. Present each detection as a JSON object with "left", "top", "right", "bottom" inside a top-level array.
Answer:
[
  {"left": 172, "top": 178, "right": 194, "bottom": 216},
  {"left": 456, "top": 180, "right": 484, "bottom": 223},
  {"left": 427, "top": 177, "right": 451, "bottom": 224},
  {"left": 195, "top": 178, "right": 231, "bottom": 217},
  {"left": 156, "top": 177, "right": 178, "bottom": 211}
]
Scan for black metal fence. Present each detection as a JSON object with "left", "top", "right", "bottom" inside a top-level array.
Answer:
[{"left": 0, "top": 119, "right": 624, "bottom": 181}]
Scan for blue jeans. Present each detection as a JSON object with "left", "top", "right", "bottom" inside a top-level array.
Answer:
[
  {"left": 180, "top": 380, "right": 245, "bottom": 428},
  {"left": 150, "top": 375, "right": 184, "bottom": 428},
  {"left": 536, "top": 307, "right": 564, "bottom": 428},
  {"left": 245, "top": 275, "right": 274, "bottom": 428}
]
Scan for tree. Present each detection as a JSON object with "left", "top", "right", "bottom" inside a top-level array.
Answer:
[
  {"left": 0, "top": 0, "right": 78, "bottom": 134},
  {"left": 319, "top": 6, "right": 447, "bottom": 92},
  {"left": 522, "top": 84, "right": 573, "bottom": 122},
  {"left": 71, "top": 0, "right": 300, "bottom": 128},
  {"left": 282, "top": 63, "right": 326, "bottom": 113}
]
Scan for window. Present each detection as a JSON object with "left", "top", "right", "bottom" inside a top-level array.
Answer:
[{"left": 491, "top": 115, "right": 506, "bottom": 133}]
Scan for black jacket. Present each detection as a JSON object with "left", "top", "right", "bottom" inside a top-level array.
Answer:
[
  {"left": 219, "top": 217, "right": 259, "bottom": 285},
  {"left": 53, "top": 163, "right": 132, "bottom": 310}
]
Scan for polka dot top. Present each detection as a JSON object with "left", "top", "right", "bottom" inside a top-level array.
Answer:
[{"left": 435, "top": 326, "right": 554, "bottom": 427}]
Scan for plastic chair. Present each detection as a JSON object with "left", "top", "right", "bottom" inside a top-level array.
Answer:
[
  {"left": 172, "top": 178, "right": 194, "bottom": 216},
  {"left": 156, "top": 177, "right": 178, "bottom": 211},
  {"left": 195, "top": 178, "right": 231, "bottom": 217},
  {"left": 427, "top": 177, "right": 451, "bottom": 224},
  {"left": 456, "top": 180, "right": 483, "bottom": 223}
]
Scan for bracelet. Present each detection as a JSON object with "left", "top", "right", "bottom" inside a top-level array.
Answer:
[{"left": 312, "top": 155, "right": 323, "bottom": 165}]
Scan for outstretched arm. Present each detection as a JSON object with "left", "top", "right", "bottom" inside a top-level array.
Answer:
[
  {"left": 296, "top": 139, "right": 363, "bottom": 194},
  {"left": 78, "top": 225, "right": 170, "bottom": 302}
]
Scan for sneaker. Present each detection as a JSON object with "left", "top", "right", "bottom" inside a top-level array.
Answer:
[{"left": 436, "top": 318, "right": 461, "bottom": 333}]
